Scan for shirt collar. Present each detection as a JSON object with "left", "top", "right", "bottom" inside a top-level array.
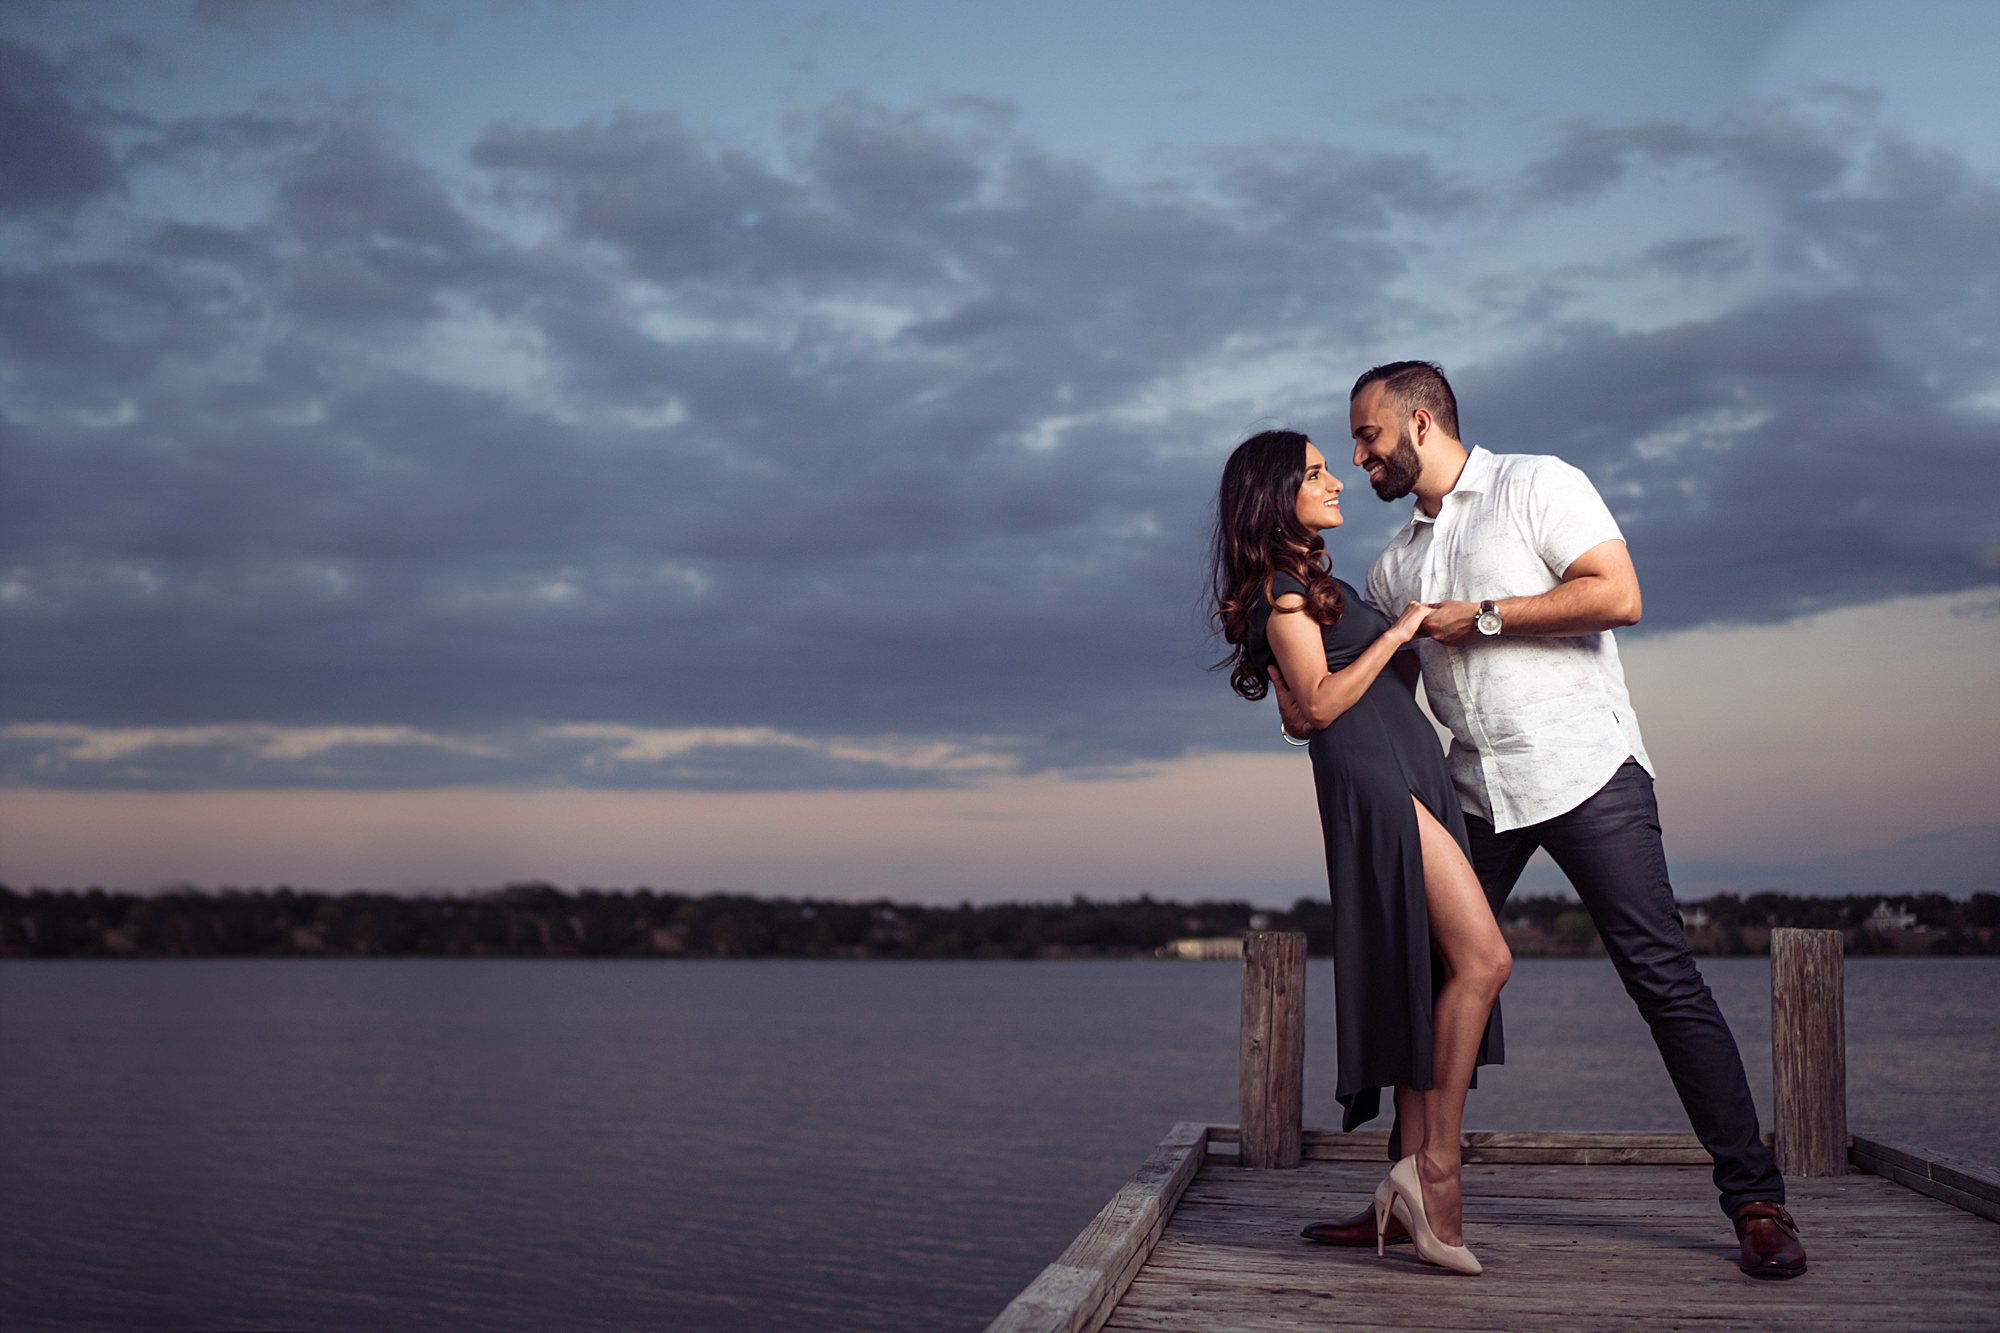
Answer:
[
  {"left": 1390, "top": 445, "right": 1493, "bottom": 539},
  {"left": 1452, "top": 445, "right": 1496, "bottom": 496}
]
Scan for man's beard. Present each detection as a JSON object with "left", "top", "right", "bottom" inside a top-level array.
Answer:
[{"left": 1368, "top": 425, "right": 1422, "bottom": 500}]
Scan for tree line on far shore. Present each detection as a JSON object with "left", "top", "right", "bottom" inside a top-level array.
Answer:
[{"left": 3, "top": 884, "right": 1995, "bottom": 960}]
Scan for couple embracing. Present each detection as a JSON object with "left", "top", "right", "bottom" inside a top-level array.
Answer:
[{"left": 1207, "top": 361, "right": 1807, "bottom": 1280}]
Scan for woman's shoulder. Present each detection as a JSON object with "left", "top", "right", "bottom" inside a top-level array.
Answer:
[
  {"left": 1279, "top": 570, "right": 1362, "bottom": 597},
  {"left": 1262, "top": 567, "right": 1363, "bottom": 612},
  {"left": 1268, "top": 569, "right": 1310, "bottom": 601}
]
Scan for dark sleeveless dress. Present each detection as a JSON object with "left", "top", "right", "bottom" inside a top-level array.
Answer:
[{"left": 1249, "top": 571, "right": 1503, "bottom": 1130}]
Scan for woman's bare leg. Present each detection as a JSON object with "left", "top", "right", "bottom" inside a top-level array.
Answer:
[
  {"left": 1405, "top": 796, "right": 1512, "bottom": 1245},
  {"left": 1394, "top": 1084, "right": 1430, "bottom": 1164}
]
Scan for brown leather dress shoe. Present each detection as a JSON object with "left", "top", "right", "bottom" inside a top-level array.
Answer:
[
  {"left": 1732, "top": 1201, "right": 1807, "bottom": 1279},
  {"left": 1301, "top": 1201, "right": 1409, "bottom": 1246}
]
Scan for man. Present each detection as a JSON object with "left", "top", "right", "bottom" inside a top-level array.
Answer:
[{"left": 1276, "top": 360, "right": 1806, "bottom": 1280}]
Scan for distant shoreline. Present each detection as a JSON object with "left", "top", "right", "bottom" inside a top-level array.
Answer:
[{"left": 5, "top": 884, "right": 1993, "bottom": 960}]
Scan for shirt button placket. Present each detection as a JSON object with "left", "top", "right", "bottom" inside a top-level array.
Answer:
[{"left": 1441, "top": 505, "right": 1503, "bottom": 821}]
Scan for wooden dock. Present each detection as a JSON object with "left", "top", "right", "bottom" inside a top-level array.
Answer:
[{"left": 988, "top": 931, "right": 2000, "bottom": 1331}]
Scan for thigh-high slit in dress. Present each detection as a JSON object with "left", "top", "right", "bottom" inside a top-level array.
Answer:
[{"left": 1250, "top": 571, "right": 1503, "bottom": 1130}]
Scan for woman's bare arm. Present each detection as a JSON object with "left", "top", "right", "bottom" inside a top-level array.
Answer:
[{"left": 1267, "top": 595, "right": 1433, "bottom": 732}]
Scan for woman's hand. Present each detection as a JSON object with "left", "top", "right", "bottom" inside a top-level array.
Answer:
[
  {"left": 1389, "top": 601, "right": 1435, "bottom": 645},
  {"left": 1271, "top": 669, "right": 1314, "bottom": 740}
]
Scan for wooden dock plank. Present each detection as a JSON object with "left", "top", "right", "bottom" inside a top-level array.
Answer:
[
  {"left": 1853, "top": 1136, "right": 2000, "bottom": 1223},
  {"left": 1104, "top": 1156, "right": 1999, "bottom": 1332},
  {"left": 992, "top": 1128, "right": 2000, "bottom": 1333},
  {"left": 1207, "top": 1128, "right": 1732, "bottom": 1164}
]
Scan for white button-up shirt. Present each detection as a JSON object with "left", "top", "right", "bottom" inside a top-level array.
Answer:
[{"left": 1365, "top": 446, "right": 1654, "bottom": 831}]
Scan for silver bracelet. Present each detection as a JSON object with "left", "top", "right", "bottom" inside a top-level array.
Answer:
[{"left": 1281, "top": 722, "right": 1311, "bottom": 747}]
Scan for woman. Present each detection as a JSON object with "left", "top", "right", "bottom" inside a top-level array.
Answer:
[{"left": 1207, "top": 429, "right": 1511, "bottom": 1275}]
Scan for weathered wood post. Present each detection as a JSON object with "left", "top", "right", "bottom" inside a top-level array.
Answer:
[
  {"left": 1769, "top": 926, "right": 1848, "bottom": 1176},
  {"left": 1240, "top": 930, "right": 1306, "bottom": 1169}
]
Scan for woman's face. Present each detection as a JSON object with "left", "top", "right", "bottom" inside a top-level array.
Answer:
[{"left": 1293, "top": 441, "right": 1343, "bottom": 531}]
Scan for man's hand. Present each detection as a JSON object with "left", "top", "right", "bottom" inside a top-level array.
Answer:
[
  {"left": 1420, "top": 600, "right": 1481, "bottom": 646},
  {"left": 1271, "top": 670, "right": 1314, "bottom": 740}
]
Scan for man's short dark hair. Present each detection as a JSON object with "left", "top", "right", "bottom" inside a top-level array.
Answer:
[{"left": 1351, "top": 360, "right": 1459, "bottom": 439}]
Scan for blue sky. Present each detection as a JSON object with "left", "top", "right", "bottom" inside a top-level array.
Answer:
[{"left": 2, "top": 0, "right": 1996, "bottom": 902}]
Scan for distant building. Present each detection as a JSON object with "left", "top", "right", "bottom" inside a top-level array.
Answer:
[
  {"left": 1867, "top": 900, "right": 1919, "bottom": 932},
  {"left": 1159, "top": 936, "right": 1244, "bottom": 960}
]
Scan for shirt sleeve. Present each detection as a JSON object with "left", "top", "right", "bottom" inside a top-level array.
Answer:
[{"left": 1527, "top": 457, "right": 1626, "bottom": 576}]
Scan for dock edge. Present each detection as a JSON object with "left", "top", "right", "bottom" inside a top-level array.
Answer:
[{"left": 983, "top": 1121, "right": 1209, "bottom": 1333}]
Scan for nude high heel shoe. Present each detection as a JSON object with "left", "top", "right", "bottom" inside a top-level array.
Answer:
[{"left": 1384, "top": 1154, "right": 1482, "bottom": 1276}]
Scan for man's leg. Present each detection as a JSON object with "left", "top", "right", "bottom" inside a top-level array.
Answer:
[
  {"left": 1463, "top": 812, "right": 1541, "bottom": 917},
  {"left": 1535, "top": 761, "right": 1785, "bottom": 1215}
]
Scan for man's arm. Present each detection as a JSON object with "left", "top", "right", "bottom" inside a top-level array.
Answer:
[{"left": 1422, "top": 539, "right": 1642, "bottom": 646}]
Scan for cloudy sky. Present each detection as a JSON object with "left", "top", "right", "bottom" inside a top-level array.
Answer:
[{"left": 3, "top": 0, "right": 1996, "bottom": 903}]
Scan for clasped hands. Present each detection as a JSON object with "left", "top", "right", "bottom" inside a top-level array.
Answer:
[{"left": 1412, "top": 598, "right": 1485, "bottom": 646}]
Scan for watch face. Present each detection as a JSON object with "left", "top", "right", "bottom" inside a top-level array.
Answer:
[{"left": 1476, "top": 611, "right": 1502, "bottom": 635}]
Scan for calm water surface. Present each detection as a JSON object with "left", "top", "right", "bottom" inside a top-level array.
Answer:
[{"left": 3, "top": 957, "right": 1996, "bottom": 1331}]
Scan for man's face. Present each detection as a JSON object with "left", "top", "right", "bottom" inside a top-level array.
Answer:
[{"left": 1350, "top": 382, "right": 1422, "bottom": 501}]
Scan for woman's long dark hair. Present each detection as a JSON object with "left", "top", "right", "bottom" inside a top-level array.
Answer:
[{"left": 1207, "top": 429, "right": 1346, "bottom": 700}]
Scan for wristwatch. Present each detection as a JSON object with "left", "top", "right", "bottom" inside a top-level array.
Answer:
[{"left": 1476, "top": 599, "right": 1503, "bottom": 636}]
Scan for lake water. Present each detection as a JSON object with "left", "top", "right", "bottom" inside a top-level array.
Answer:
[{"left": 3, "top": 957, "right": 1996, "bottom": 1331}]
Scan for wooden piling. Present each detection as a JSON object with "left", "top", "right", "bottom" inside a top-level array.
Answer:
[
  {"left": 1769, "top": 926, "right": 1848, "bottom": 1176},
  {"left": 1238, "top": 930, "right": 1305, "bottom": 1169}
]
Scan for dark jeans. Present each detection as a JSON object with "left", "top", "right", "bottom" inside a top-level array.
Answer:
[{"left": 1469, "top": 759, "right": 1784, "bottom": 1215}]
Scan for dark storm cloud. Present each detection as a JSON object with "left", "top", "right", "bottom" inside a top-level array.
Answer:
[
  {"left": 227, "top": 131, "right": 512, "bottom": 331},
  {"left": 192, "top": 0, "right": 410, "bottom": 26},
  {"left": 473, "top": 111, "right": 898, "bottom": 291},
  {"left": 800, "top": 95, "right": 987, "bottom": 220},
  {"left": 1637, "top": 235, "right": 1753, "bottom": 281},
  {"left": 2, "top": 42, "right": 1996, "bottom": 790},
  {"left": 0, "top": 38, "right": 124, "bottom": 214},
  {"left": 1520, "top": 110, "right": 1848, "bottom": 205},
  {"left": 1464, "top": 112, "right": 2000, "bottom": 631},
  {"left": 122, "top": 110, "right": 316, "bottom": 170},
  {"left": 1217, "top": 144, "right": 1479, "bottom": 230},
  {"left": 1459, "top": 290, "right": 1998, "bottom": 630}
]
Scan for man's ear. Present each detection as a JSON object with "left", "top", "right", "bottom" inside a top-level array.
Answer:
[{"left": 1412, "top": 408, "right": 1432, "bottom": 445}]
